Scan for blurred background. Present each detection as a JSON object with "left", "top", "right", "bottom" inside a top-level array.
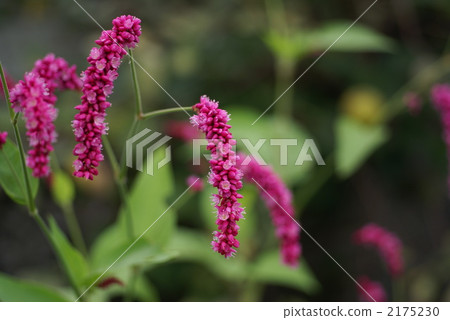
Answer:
[{"left": 1, "top": 0, "right": 450, "bottom": 301}]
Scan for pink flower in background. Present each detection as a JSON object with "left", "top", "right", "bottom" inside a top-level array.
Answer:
[
  {"left": 403, "top": 91, "right": 422, "bottom": 115},
  {"left": 186, "top": 175, "right": 204, "bottom": 192},
  {"left": 9, "top": 54, "right": 81, "bottom": 178},
  {"left": 431, "top": 84, "right": 450, "bottom": 193},
  {"left": 166, "top": 120, "right": 200, "bottom": 142},
  {"left": 0, "top": 131, "right": 7, "bottom": 150},
  {"left": 239, "top": 155, "right": 301, "bottom": 267},
  {"left": 353, "top": 223, "right": 404, "bottom": 277},
  {"left": 10, "top": 73, "right": 56, "bottom": 177},
  {"left": 72, "top": 15, "right": 141, "bottom": 180},
  {"left": 190, "top": 95, "right": 244, "bottom": 258},
  {"left": 357, "top": 276, "right": 387, "bottom": 302}
]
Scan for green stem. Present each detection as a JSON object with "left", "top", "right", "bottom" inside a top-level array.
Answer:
[
  {"left": 129, "top": 49, "right": 143, "bottom": 117},
  {"left": 32, "top": 214, "right": 84, "bottom": 300},
  {"left": 61, "top": 204, "right": 88, "bottom": 257},
  {"left": 385, "top": 54, "right": 450, "bottom": 120},
  {"left": 104, "top": 136, "right": 135, "bottom": 240},
  {"left": 119, "top": 118, "right": 140, "bottom": 180},
  {"left": 0, "top": 61, "right": 15, "bottom": 119},
  {"left": 140, "top": 106, "right": 193, "bottom": 120},
  {"left": 12, "top": 113, "right": 37, "bottom": 215},
  {"left": 50, "top": 155, "right": 88, "bottom": 256}
]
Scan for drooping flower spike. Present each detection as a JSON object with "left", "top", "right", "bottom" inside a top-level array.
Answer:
[
  {"left": 9, "top": 54, "right": 81, "bottom": 178},
  {"left": 353, "top": 223, "right": 404, "bottom": 277},
  {"left": 190, "top": 95, "right": 244, "bottom": 258},
  {"left": 357, "top": 276, "right": 387, "bottom": 302},
  {"left": 431, "top": 83, "right": 450, "bottom": 193},
  {"left": 72, "top": 15, "right": 142, "bottom": 180},
  {"left": 238, "top": 154, "right": 301, "bottom": 267}
]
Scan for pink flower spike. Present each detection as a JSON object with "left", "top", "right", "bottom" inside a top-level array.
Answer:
[
  {"left": 190, "top": 95, "right": 244, "bottom": 258},
  {"left": 10, "top": 54, "right": 81, "bottom": 178},
  {"left": 0, "top": 131, "right": 7, "bottom": 150},
  {"left": 72, "top": 15, "right": 142, "bottom": 180},
  {"left": 357, "top": 276, "right": 387, "bottom": 302},
  {"left": 186, "top": 175, "right": 204, "bottom": 192},
  {"left": 353, "top": 223, "right": 404, "bottom": 277},
  {"left": 10, "top": 73, "right": 56, "bottom": 177},
  {"left": 238, "top": 154, "right": 301, "bottom": 267}
]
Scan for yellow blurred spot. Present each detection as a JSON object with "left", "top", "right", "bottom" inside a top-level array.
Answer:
[{"left": 340, "top": 86, "right": 384, "bottom": 125}]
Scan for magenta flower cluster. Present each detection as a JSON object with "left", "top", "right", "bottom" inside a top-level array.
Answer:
[
  {"left": 190, "top": 95, "right": 244, "bottom": 258},
  {"left": 239, "top": 155, "right": 301, "bottom": 267},
  {"left": 0, "top": 131, "right": 7, "bottom": 150},
  {"left": 10, "top": 54, "right": 81, "bottom": 177},
  {"left": 431, "top": 84, "right": 450, "bottom": 192},
  {"left": 353, "top": 223, "right": 404, "bottom": 277},
  {"left": 357, "top": 276, "right": 387, "bottom": 302},
  {"left": 72, "top": 15, "right": 141, "bottom": 180}
]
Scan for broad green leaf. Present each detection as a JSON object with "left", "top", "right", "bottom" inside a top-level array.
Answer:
[
  {"left": 305, "top": 21, "right": 395, "bottom": 53},
  {"left": 264, "top": 21, "right": 395, "bottom": 61},
  {"left": 335, "top": 114, "right": 389, "bottom": 178},
  {"left": 90, "top": 148, "right": 176, "bottom": 274},
  {"left": 0, "top": 139, "right": 39, "bottom": 206},
  {"left": 51, "top": 170, "right": 75, "bottom": 208},
  {"left": 118, "top": 148, "right": 175, "bottom": 247},
  {"left": 168, "top": 228, "right": 248, "bottom": 281},
  {"left": 0, "top": 272, "right": 69, "bottom": 301},
  {"left": 228, "top": 107, "right": 314, "bottom": 185},
  {"left": 48, "top": 217, "right": 89, "bottom": 290},
  {"left": 250, "top": 250, "right": 320, "bottom": 294}
]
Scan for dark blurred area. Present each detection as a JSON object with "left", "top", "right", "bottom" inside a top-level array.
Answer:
[{"left": 1, "top": 0, "right": 450, "bottom": 301}]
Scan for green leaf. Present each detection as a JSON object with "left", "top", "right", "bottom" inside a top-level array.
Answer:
[
  {"left": 305, "top": 21, "right": 395, "bottom": 53},
  {"left": 0, "top": 272, "right": 69, "bottom": 301},
  {"left": 335, "top": 115, "right": 389, "bottom": 178},
  {"left": 264, "top": 21, "right": 395, "bottom": 61},
  {"left": 250, "top": 250, "right": 320, "bottom": 294},
  {"left": 0, "top": 139, "right": 39, "bottom": 206},
  {"left": 120, "top": 148, "right": 176, "bottom": 247},
  {"left": 51, "top": 170, "right": 75, "bottom": 208},
  {"left": 48, "top": 217, "right": 90, "bottom": 290},
  {"left": 228, "top": 107, "right": 315, "bottom": 185},
  {"left": 90, "top": 148, "right": 176, "bottom": 274},
  {"left": 168, "top": 228, "right": 249, "bottom": 281}
]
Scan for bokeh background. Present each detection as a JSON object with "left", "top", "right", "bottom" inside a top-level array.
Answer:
[{"left": 1, "top": 0, "right": 450, "bottom": 301}]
